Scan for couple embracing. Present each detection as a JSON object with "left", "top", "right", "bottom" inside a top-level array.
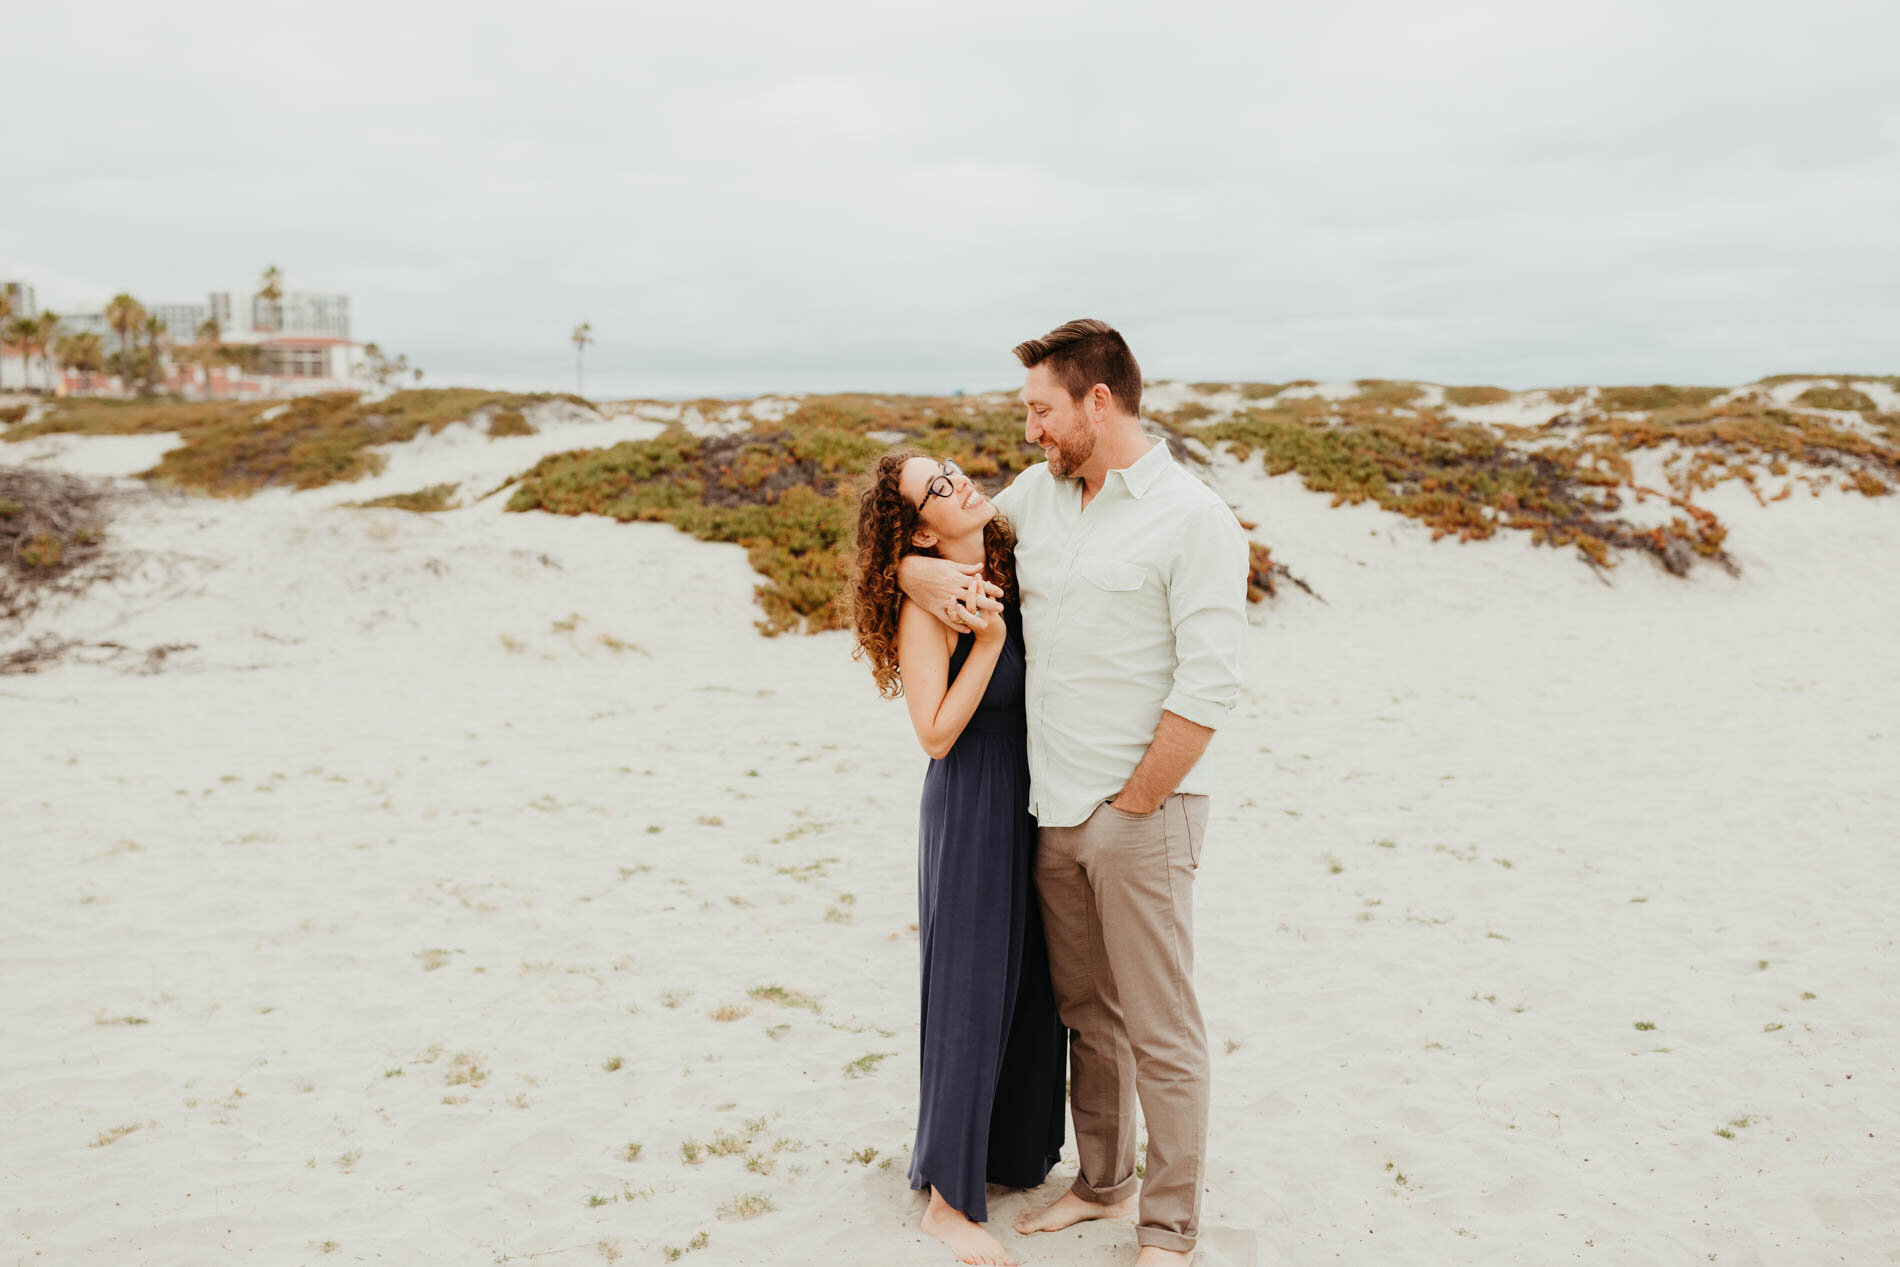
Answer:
[{"left": 850, "top": 319, "right": 1250, "bottom": 1265}]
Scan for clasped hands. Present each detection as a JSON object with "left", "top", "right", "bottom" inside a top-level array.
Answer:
[{"left": 913, "top": 557, "right": 1004, "bottom": 634}]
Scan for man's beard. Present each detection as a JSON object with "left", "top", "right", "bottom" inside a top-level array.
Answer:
[{"left": 1045, "top": 424, "right": 1094, "bottom": 479}]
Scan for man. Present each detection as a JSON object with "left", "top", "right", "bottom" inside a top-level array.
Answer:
[{"left": 899, "top": 318, "right": 1249, "bottom": 1264}]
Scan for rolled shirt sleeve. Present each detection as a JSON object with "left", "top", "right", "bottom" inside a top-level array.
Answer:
[{"left": 1160, "top": 503, "right": 1250, "bottom": 731}]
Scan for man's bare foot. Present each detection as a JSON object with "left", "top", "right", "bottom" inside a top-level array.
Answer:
[
  {"left": 921, "top": 1188, "right": 1017, "bottom": 1266},
  {"left": 1134, "top": 1247, "right": 1194, "bottom": 1267},
  {"left": 1012, "top": 1189, "right": 1137, "bottom": 1235}
]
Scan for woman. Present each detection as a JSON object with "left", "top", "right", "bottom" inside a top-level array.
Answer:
[{"left": 851, "top": 451, "right": 1066, "bottom": 1267}]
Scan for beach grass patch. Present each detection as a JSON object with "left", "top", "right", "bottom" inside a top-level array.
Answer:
[
  {"left": 717, "top": 1193, "right": 775, "bottom": 1220},
  {"left": 706, "top": 1130, "right": 747, "bottom": 1157}
]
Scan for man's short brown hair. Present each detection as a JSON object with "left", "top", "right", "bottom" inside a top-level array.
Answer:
[{"left": 1013, "top": 318, "right": 1142, "bottom": 417}]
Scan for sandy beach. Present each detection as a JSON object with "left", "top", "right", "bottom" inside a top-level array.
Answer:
[{"left": 3, "top": 396, "right": 1897, "bottom": 1266}]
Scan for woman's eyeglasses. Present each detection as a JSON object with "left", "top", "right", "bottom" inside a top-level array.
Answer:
[{"left": 918, "top": 459, "right": 965, "bottom": 512}]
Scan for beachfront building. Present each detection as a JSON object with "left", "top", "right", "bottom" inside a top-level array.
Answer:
[
  {"left": 2, "top": 278, "right": 368, "bottom": 398},
  {"left": 208, "top": 287, "right": 350, "bottom": 341}
]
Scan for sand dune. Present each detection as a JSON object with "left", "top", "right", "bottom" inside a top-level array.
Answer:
[{"left": 3, "top": 403, "right": 1897, "bottom": 1266}]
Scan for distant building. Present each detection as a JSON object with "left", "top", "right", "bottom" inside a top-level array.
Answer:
[
  {"left": 209, "top": 287, "right": 350, "bottom": 341},
  {"left": 149, "top": 302, "right": 210, "bottom": 341},
  {"left": 6, "top": 278, "right": 366, "bottom": 398}
]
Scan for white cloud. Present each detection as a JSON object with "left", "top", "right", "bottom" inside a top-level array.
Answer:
[{"left": 3, "top": 0, "right": 1895, "bottom": 396}]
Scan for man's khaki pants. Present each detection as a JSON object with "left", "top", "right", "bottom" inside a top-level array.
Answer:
[{"left": 1036, "top": 793, "right": 1209, "bottom": 1254}]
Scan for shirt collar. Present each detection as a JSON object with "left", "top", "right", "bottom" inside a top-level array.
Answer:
[{"left": 1111, "top": 433, "right": 1173, "bottom": 499}]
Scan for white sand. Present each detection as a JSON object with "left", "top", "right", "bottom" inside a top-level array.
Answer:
[{"left": 4, "top": 417, "right": 1897, "bottom": 1266}]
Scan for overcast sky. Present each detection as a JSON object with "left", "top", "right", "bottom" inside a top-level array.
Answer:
[{"left": 4, "top": 0, "right": 1895, "bottom": 398}]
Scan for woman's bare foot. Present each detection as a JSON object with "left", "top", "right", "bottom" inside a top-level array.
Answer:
[
  {"left": 921, "top": 1188, "right": 1017, "bottom": 1266},
  {"left": 1013, "top": 1189, "right": 1137, "bottom": 1235}
]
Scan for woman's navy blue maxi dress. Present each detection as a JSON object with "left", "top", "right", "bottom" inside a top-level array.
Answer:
[{"left": 908, "top": 603, "right": 1067, "bottom": 1221}]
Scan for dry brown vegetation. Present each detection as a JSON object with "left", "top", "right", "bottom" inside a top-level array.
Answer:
[
  {"left": 5, "top": 390, "right": 587, "bottom": 496},
  {"left": 1, "top": 467, "right": 116, "bottom": 622},
  {"left": 12, "top": 373, "right": 1894, "bottom": 646},
  {"left": 1193, "top": 386, "right": 1897, "bottom": 573}
]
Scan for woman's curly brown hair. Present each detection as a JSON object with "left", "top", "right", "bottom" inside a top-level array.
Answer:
[{"left": 850, "top": 450, "right": 1018, "bottom": 699}]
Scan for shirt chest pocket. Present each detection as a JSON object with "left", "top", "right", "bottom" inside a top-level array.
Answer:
[
  {"left": 1077, "top": 556, "right": 1146, "bottom": 592},
  {"left": 1072, "top": 555, "right": 1162, "bottom": 641}
]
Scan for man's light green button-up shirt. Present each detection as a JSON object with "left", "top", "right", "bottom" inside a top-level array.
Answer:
[{"left": 991, "top": 435, "right": 1250, "bottom": 828}]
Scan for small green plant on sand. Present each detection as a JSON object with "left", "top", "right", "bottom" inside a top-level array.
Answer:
[
  {"left": 843, "top": 1052, "right": 893, "bottom": 1079},
  {"left": 717, "top": 1193, "right": 776, "bottom": 1220},
  {"left": 748, "top": 984, "right": 821, "bottom": 1011}
]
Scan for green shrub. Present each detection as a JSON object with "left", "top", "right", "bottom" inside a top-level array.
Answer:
[
  {"left": 506, "top": 395, "right": 1043, "bottom": 634},
  {"left": 488, "top": 409, "right": 535, "bottom": 437}
]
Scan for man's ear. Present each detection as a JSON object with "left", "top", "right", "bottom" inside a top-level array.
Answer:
[{"left": 1089, "top": 382, "right": 1112, "bottom": 422}]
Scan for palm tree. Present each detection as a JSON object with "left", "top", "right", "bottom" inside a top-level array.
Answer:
[
  {"left": 2, "top": 317, "right": 28, "bottom": 392},
  {"left": 0, "top": 289, "right": 13, "bottom": 390},
  {"left": 55, "top": 331, "right": 105, "bottom": 393},
  {"left": 571, "top": 322, "right": 594, "bottom": 397},
  {"left": 187, "top": 317, "right": 222, "bottom": 397},
  {"left": 104, "top": 293, "right": 146, "bottom": 391},
  {"left": 31, "top": 312, "right": 62, "bottom": 393},
  {"left": 141, "top": 315, "right": 168, "bottom": 394},
  {"left": 256, "top": 264, "right": 284, "bottom": 332}
]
